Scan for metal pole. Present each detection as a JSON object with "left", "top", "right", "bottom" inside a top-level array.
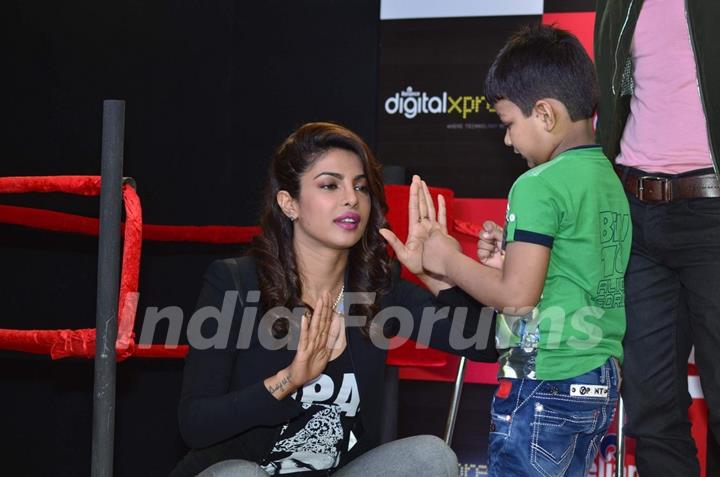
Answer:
[
  {"left": 444, "top": 356, "right": 467, "bottom": 445},
  {"left": 91, "top": 99, "right": 125, "bottom": 477},
  {"left": 616, "top": 397, "right": 626, "bottom": 477}
]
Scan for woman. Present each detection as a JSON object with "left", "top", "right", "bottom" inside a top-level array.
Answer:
[{"left": 171, "top": 122, "right": 496, "bottom": 477}]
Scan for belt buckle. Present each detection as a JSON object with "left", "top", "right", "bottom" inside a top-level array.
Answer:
[{"left": 637, "top": 175, "right": 671, "bottom": 202}]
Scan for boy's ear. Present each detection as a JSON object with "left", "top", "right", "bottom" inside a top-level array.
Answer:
[{"left": 533, "top": 100, "right": 557, "bottom": 132}]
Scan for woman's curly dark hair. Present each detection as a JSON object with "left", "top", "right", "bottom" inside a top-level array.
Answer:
[{"left": 250, "top": 122, "right": 392, "bottom": 337}]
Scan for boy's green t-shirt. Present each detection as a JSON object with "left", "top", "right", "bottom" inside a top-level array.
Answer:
[{"left": 496, "top": 146, "right": 631, "bottom": 381}]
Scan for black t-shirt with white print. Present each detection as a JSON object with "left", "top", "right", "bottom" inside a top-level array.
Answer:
[{"left": 261, "top": 347, "right": 360, "bottom": 476}]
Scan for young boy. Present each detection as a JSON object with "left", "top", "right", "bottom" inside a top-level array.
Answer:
[{"left": 420, "top": 25, "right": 631, "bottom": 476}]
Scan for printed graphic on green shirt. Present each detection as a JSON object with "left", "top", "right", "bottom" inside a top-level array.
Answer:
[{"left": 595, "top": 211, "right": 631, "bottom": 309}]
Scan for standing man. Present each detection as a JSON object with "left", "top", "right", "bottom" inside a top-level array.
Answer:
[{"left": 595, "top": 1, "right": 720, "bottom": 475}]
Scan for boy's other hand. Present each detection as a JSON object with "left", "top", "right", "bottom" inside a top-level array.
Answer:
[{"left": 477, "top": 220, "right": 505, "bottom": 270}]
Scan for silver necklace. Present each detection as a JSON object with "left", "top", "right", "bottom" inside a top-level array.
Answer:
[
  {"left": 332, "top": 284, "right": 345, "bottom": 315},
  {"left": 303, "top": 284, "right": 344, "bottom": 319}
]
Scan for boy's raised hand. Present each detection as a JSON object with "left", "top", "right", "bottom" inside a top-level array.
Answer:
[
  {"left": 477, "top": 220, "right": 505, "bottom": 270},
  {"left": 379, "top": 175, "right": 459, "bottom": 278},
  {"left": 422, "top": 226, "right": 461, "bottom": 277}
]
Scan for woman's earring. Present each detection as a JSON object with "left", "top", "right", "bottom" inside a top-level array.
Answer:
[{"left": 289, "top": 215, "right": 296, "bottom": 222}]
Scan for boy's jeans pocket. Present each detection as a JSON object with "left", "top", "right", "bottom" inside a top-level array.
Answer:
[{"left": 530, "top": 396, "right": 604, "bottom": 475}]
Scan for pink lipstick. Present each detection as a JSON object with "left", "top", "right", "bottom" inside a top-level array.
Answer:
[{"left": 334, "top": 212, "right": 361, "bottom": 230}]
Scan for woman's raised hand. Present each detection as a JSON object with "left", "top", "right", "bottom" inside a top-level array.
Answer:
[
  {"left": 379, "top": 175, "right": 455, "bottom": 275},
  {"left": 379, "top": 176, "right": 460, "bottom": 292}
]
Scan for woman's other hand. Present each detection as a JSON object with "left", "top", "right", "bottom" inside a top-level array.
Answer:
[{"left": 264, "top": 293, "right": 340, "bottom": 400}]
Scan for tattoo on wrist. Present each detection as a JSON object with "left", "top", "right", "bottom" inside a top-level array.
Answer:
[{"left": 267, "top": 373, "right": 293, "bottom": 395}]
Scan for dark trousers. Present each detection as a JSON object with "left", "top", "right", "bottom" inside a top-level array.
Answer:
[{"left": 622, "top": 191, "right": 720, "bottom": 476}]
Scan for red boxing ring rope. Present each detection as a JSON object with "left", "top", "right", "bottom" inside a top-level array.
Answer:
[
  {"left": 0, "top": 176, "right": 476, "bottom": 360},
  {"left": 0, "top": 176, "right": 144, "bottom": 360}
]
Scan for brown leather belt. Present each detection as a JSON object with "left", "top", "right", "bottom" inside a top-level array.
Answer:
[{"left": 615, "top": 166, "right": 720, "bottom": 202}]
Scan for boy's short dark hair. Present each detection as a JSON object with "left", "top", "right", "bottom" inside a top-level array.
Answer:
[{"left": 485, "top": 24, "right": 598, "bottom": 121}]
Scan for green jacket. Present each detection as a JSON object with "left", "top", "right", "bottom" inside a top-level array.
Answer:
[{"left": 594, "top": 0, "right": 720, "bottom": 175}]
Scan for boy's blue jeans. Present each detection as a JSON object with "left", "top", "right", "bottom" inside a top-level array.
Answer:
[{"left": 488, "top": 358, "right": 620, "bottom": 477}]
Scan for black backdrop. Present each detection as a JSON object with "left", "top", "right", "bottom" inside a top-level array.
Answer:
[{"left": 3, "top": 1, "right": 381, "bottom": 475}]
